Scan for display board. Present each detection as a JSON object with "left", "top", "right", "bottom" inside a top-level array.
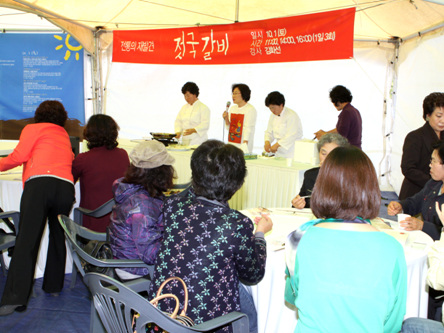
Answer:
[{"left": 0, "top": 33, "right": 85, "bottom": 139}]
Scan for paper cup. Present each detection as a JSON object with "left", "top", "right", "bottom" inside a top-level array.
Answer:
[
  {"left": 396, "top": 213, "right": 410, "bottom": 230},
  {"left": 397, "top": 213, "right": 410, "bottom": 223},
  {"left": 286, "top": 158, "right": 293, "bottom": 167},
  {"left": 389, "top": 221, "right": 405, "bottom": 231}
]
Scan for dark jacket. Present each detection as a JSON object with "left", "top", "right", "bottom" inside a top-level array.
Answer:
[
  {"left": 298, "top": 167, "right": 320, "bottom": 208},
  {"left": 401, "top": 179, "right": 444, "bottom": 240},
  {"left": 399, "top": 122, "right": 442, "bottom": 200},
  {"left": 336, "top": 103, "right": 362, "bottom": 149}
]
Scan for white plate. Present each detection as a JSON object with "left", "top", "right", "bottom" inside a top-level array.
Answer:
[{"left": 167, "top": 147, "right": 191, "bottom": 151}]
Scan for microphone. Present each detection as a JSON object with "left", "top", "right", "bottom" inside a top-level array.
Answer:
[
  {"left": 226, "top": 101, "right": 231, "bottom": 112},
  {"left": 223, "top": 101, "right": 231, "bottom": 142}
]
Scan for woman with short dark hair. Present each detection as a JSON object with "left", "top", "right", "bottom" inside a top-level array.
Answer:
[
  {"left": 149, "top": 140, "right": 272, "bottom": 333},
  {"left": 314, "top": 85, "right": 362, "bottom": 149},
  {"left": 108, "top": 140, "right": 175, "bottom": 281},
  {"left": 174, "top": 81, "right": 210, "bottom": 146},
  {"left": 223, "top": 83, "right": 257, "bottom": 153},
  {"left": 285, "top": 146, "right": 407, "bottom": 332},
  {"left": 72, "top": 114, "right": 129, "bottom": 232},
  {"left": 399, "top": 92, "right": 444, "bottom": 199},
  {"left": 0, "top": 100, "right": 75, "bottom": 316}
]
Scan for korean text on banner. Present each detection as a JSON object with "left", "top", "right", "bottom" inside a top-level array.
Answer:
[{"left": 112, "top": 8, "right": 355, "bottom": 65}]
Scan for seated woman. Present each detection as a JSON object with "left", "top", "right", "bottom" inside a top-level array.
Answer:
[
  {"left": 72, "top": 114, "right": 129, "bottom": 232},
  {"left": 388, "top": 140, "right": 444, "bottom": 241},
  {"left": 108, "top": 140, "right": 175, "bottom": 281},
  {"left": 149, "top": 140, "right": 272, "bottom": 333},
  {"left": 285, "top": 146, "right": 407, "bottom": 332},
  {"left": 291, "top": 133, "right": 349, "bottom": 208},
  {"left": 401, "top": 203, "right": 444, "bottom": 332}
]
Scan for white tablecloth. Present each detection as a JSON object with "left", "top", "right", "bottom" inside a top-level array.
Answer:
[
  {"left": 0, "top": 169, "right": 80, "bottom": 278},
  {"left": 167, "top": 150, "right": 315, "bottom": 210},
  {"left": 241, "top": 210, "right": 431, "bottom": 333}
]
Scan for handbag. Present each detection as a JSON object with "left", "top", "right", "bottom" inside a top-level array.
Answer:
[
  {"left": 151, "top": 276, "right": 194, "bottom": 327},
  {"left": 81, "top": 240, "right": 115, "bottom": 278},
  {"left": 133, "top": 277, "right": 194, "bottom": 332}
]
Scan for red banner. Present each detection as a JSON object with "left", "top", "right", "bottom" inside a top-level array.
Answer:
[{"left": 112, "top": 8, "right": 355, "bottom": 65}]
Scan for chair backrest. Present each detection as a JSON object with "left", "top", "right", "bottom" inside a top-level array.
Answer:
[
  {"left": 58, "top": 214, "right": 154, "bottom": 280},
  {"left": 0, "top": 210, "right": 20, "bottom": 234},
  {"left": 84, "top": 273, "right": 249, "bottom": 333},
  {"left": 73, "top": 198, "right": 116, "bottom": 226},
  {"left": 0, "top": 211, "right": 20, "bottom": 275},
  {"left": 58, "top": 214, "right": 109, "bottom": 278}
]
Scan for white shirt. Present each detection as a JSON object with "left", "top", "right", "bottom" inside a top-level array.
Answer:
[
  {"left": 174, "top": 99, "right": 210, "bottom": 145},
  {"left": 427, "top": 240, "right": 444, "bottom": 323},
  {"left": 264, "top": 106, "right": 303, "bottom": 158},
  {"left": 226, "top": 103, "right": 257, "bottom": 153}
]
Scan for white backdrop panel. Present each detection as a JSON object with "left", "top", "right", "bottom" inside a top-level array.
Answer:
[
  {"left": 104, "top": 46, "right": 393, "bottom": 178},
  {"left": 392, "top": 32, "right": 444, "bottom": 194}
]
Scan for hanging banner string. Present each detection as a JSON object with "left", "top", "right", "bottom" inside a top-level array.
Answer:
[{"left": 112, "top": 8, "right": 355, "bottom": 65}]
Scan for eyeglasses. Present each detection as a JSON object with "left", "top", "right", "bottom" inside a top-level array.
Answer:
[
  {"left": 232, "top": 92, "right": 241, "bottom": 95},
  {"left": 430, "top": 158, "right": 443, "bottom": 165}
]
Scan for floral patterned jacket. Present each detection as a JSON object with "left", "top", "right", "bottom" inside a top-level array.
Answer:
[{"left": 149, "top": 189, "right": 267, "bottom": 330}]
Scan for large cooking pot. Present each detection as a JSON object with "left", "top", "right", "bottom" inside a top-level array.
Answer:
[{"left": 150, "top": 132, "right": 176, "bottom": 140}]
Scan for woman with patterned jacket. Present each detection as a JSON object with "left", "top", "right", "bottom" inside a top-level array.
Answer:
[
  {"left": 149, "top": 140, "right": 273, "bottom": 333},
  {"left": 108, "top": 140, "right": 175, "bottom": 281}
]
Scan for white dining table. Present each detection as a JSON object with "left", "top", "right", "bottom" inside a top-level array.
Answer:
[
  {"left": 165, "top": 149, "right": 316, "bottom": 210},
  {"left": 0, "top": 149, "right": 13, "bottom": 157},
  {"left": 241, "top": 209, "right": 432, "bottom": 333}
]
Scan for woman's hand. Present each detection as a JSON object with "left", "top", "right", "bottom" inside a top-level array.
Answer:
[
  {"left": 270, "top": 142, "right": 280, "bottom": 153},
  {"left": 183, "top": 128, "right": 196, "bottom": 136},
  {"left": 314, "top": 130, "right": 326, "bottom": 140},
  {"left": 387, "top": 201, "right": 403, "bottom": 215},
  {"left": 399, "top": 216, "right": 424, "bottom": 231},
  {"left": 291, "top": 195, "right": 306, "bottom": 209},
  {"left": 254, "top": 214, "right": 273, "bottom": 234},
  {"left": 264, "top": 141, "right": 271, "bottom": 153},
  {"left": 222, "top": 111, "right": 229, "bottom": 126}
]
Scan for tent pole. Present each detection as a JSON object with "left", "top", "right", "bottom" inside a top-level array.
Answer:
[
  {"left": 91, "top": 29, "right": 102, "bottom": 114},
  {"left": 381, "top": 37, "right": 400, "bottom": 188}
]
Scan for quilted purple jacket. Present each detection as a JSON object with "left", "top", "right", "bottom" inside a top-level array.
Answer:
[{"left": 108, "top": 178, "right": 164, "bottom": 276}]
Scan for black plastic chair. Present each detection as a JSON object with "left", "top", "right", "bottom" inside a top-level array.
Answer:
[
  {"left": 84, "top": 272, "right": 249, "bottom": 333},
  {"left": 0, "top": 211, "right": 19, "bottom": 275}
]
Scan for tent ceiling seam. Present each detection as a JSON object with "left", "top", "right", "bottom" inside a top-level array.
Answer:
[
  {"left": 8, "top": 0, "right": 93, "bottom": 31},
  {"left": 106, "top": 0, "right": 134, "bottom": 28},
  {"left": 137, "top": 0, "right": 234, "bottom": 23}
]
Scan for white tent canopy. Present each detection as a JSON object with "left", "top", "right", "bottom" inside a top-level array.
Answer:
[
  {"left": 2, "top": 0, "right": 444, "bottom": 194},
  {"left": 2, "top": 0, "right": 444, "bottom": 51}
]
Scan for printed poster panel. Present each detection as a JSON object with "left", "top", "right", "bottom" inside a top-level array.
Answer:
[
  {"left": 0, "top": 33, "right": 85, "bottom": 139},
  {"left": 113, "top": 8, "right": 355, "bottom": 65}
]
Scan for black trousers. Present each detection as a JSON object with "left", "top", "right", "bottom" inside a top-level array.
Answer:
[{"left": 0, "top": 177, "right": 74, "bottom": 306}]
